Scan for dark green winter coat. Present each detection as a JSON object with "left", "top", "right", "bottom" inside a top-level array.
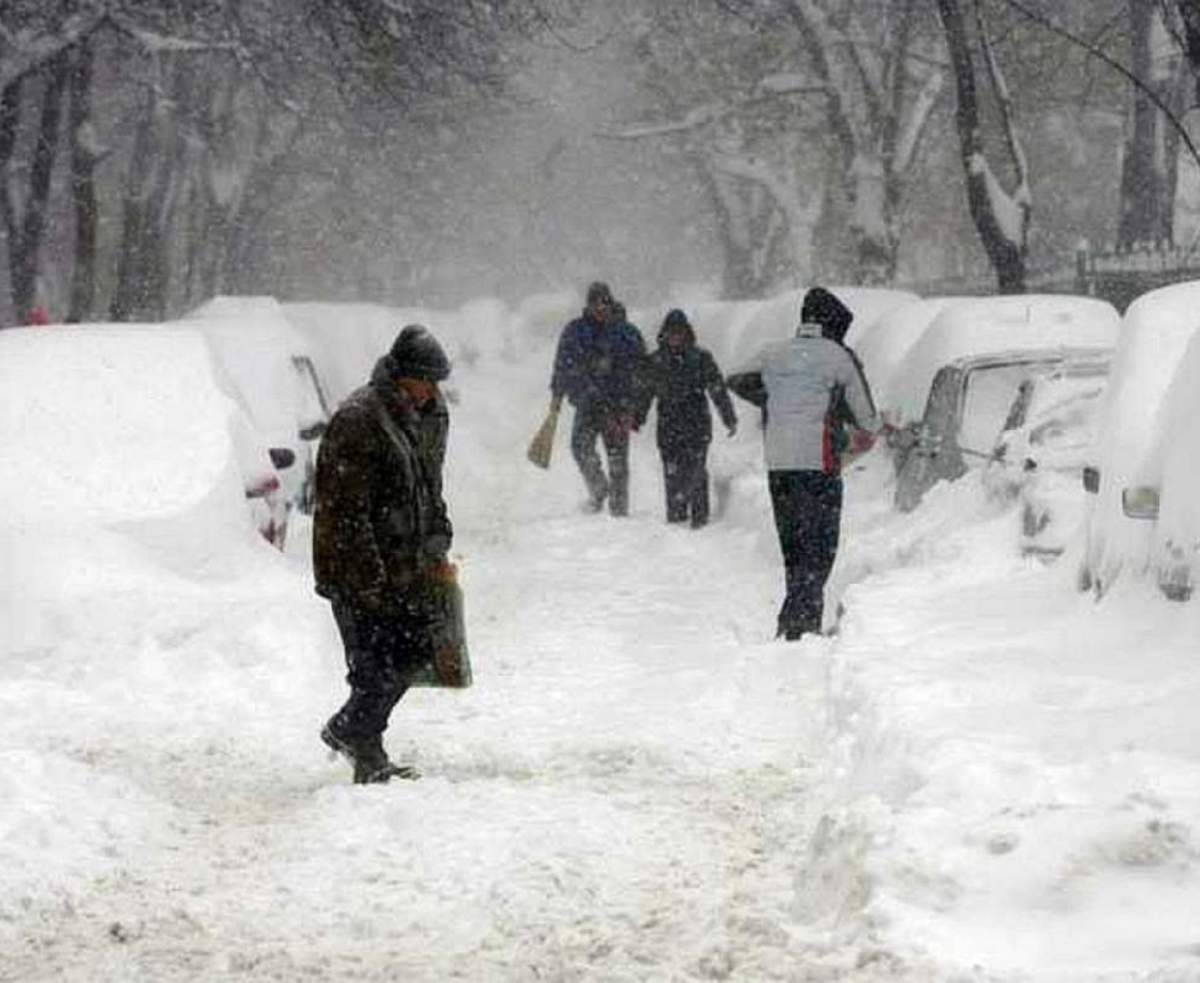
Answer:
[
  {"left": 313, "top": 356, "right": 452, "bottom": 607},
  {"left": 638, "top": 324, "right": 737, "bottom": 450}
]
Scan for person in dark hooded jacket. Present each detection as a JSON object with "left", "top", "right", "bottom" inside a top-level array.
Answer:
[
  {"left": 313, "top": 324, "right": 454, "bottom": 784},
  {"left": 548, "top": 282, "right": 646, "bottom": 515},
  {"left": 637, "top": 308, "right": 737, "bottom": 527}
]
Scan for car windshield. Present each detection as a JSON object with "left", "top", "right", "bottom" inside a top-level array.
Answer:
[{"left": 959, "top": 363, "right": 1037, "bottom": 457}]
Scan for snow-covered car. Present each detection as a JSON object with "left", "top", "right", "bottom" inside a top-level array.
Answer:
[
  {"left": 1079, "top": 280, "right": 1200, "bottom": 597},
  {"left": 185, "top": 296, "right": 332, "bottom": 518},
  {"left": 887, "top": 295, "right": 1120, "bottom": 511},
  {"left": 851, "top": 296, "right": 975, "bottom": 421},
  {"left": 983, "top": 360, "right": 1109, "bottom": 557},
  {"left": 725, "top": 284, "right": 919, "bottom": 369},
  {"left": 0, "top": 325, "right": 292, "bottom": 553},
  {"left": 1105, "top": 321, "right": 1200, "bottom": 600}
]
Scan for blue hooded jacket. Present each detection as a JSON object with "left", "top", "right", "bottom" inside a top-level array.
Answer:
[{"left": 551, "top": 310, "right": 646, "bottom": 414}]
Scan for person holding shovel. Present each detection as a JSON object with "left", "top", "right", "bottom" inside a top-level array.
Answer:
[{"left": 536, "top": 282, "right": 646, "bottom": 516}]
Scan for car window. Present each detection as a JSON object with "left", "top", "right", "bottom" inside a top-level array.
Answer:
[
  {"left": 1026, "top": 375, "right": 1105, "bottom": 452},
  {"left": 959, "top": 364, "right": 1037, "bottom": 456}
]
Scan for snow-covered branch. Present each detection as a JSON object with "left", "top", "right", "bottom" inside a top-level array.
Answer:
[{"left": 0, "top": 11, "right": 107, "bottom": 90}]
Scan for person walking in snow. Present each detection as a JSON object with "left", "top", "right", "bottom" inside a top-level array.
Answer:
[
  {"left": 636, "top": 308, "right": 738, "bottom": 528},
  {"left": 313, "top": 324, "right": 455, "bottom": 783},
  {"left": 727, "top": 287, "right": 880, "bottom": 641},
  {"left": 548, "top": 282, "right": 647, "bottom": 516}
]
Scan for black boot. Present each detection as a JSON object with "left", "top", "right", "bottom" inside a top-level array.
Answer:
[{"left": 321, "top": 719, "right": 419, "bottom": 784}]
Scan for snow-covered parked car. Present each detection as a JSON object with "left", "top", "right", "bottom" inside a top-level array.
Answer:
[
  {"left": 982, "top": 358, "right": 1109, "bottom": 557},
  {"left": 0, "top": 325, "right": 291, "bottom": 553},
  {"left": 1125, "top": 325, "right": 1200, "bottom": 599},
  {"left": 888, "top": 295, "right": 1120, "bottom": 512},
  {"left": 851, "top": 296, "right": 975, "bottom": 421},
  {"left": 185, "top": 296, "right": 332, "bottom": 517},
  {"left": 1079, "top": 280, "right": 1200, "bottom": 598},
  {"left": 725, "top": 284, "right": 919, "bottom": 368}
]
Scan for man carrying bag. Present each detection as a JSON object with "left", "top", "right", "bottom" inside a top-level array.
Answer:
[{"left": 313, "top": 324, "right": 470, "bottom": 784}]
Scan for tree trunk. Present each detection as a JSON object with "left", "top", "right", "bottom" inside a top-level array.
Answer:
[
  {"left": 0, "top": 75, "right": 23, "bottom": 324},
  {"left": 936, "top": 0, "right": 1028, "bottom": 294},
  {"left": 68, "top": 39, "right": 98, "bottom": 323},
  {"left": 1117, "top": 1, "right": 1177, "bottom": 248},
  {"left": 9, "top": 53, "right": 70, "bottom": 324},
  {"left": 111, "top": 56, "right": 194, "bottom": 321}
]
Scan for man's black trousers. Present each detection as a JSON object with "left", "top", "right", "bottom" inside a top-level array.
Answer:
[
  {"left": 767, "top": 470, "right": 843, "bottom": 639},
  {"left": 571, "top": 404, "right": 630, "bottom": 515},
  {"left": 660, "top": 442, "right": 710, "bottom": 526},
  {"left": 328, "top": 598, "right": 431, "bottom": 745}
]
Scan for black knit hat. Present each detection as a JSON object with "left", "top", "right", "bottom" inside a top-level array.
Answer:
[
  {"left": 658, "top": 307, "right": 695, "bottom": 345},
  {"left": 662, "top": 308, "right": 690, "bottom": 330},
  {"left": 388, "top": 324, "right": 451, "bottom": 382},
  {"left": 586, "top": 281, "right": 614, "bottom": 307},
  {"left": 800, "top": 286, "right": 853, "bottom": 343}
]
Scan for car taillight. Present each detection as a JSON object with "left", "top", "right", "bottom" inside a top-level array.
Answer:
[{"left": 246, "top": 474, "right": 281, "bottom": 499}]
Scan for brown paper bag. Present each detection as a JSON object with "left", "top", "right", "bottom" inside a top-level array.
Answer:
[
  {"left": 526, "top": 405, "right": 560, "bottom": 469},
  {"left": 410, "top": 567, "right": 472, "bottom": 688}
]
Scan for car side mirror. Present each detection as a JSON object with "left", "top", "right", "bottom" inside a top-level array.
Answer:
[
  {"left": 299, "top": 421, "right": 327, "bottom": 441},
  {"left": 1121, "top": 485, "right": 1160, "bottom": 520},
  {"left": 1082, "top": 466, "right": 1100, "bottom": 494},
  {"left": 269, "top": 447, "right": 296, "bottom": 471}
]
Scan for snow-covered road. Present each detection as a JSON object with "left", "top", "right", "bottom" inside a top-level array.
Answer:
[
  {"left": 5, "top": 309, "right": 1200, "bottom": 982},
  {"left": 2, "top": 508, "right": 903, "bottom": 982}
]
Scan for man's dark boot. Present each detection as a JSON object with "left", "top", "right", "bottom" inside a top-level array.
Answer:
[{"left": 321, "top": 719, "right": 419, "bottom": 784}]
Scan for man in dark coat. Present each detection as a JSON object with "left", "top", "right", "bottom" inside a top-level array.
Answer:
[
  {"left": 548, "top": 281, "right": 647, "bottom": 516},
  {"left": 313, "top": 324, "right": 454, "bottom": 783},
  {"left": 637, "top": 308, "right": 737, "bottom": 528}
]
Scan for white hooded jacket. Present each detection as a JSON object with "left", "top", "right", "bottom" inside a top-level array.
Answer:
[{"left": 734, "top": 323, "right": 879, "bottom": 472}]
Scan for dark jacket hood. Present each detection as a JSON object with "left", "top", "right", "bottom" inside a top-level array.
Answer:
[{"left": 801, "top": 287, "right": 853, "bottom": 344}]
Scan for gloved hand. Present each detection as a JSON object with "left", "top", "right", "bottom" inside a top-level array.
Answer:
[{"left": 850, "top": 428, "right": 876, "bottom": 454}]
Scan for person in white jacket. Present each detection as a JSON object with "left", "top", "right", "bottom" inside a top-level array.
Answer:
[{"left": 728, "top": 287, "right": 880, "bottom": 640}]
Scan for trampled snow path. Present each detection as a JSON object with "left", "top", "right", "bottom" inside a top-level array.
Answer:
[{"left": 1, "top": 509, "right": 915, "bottom": 982}]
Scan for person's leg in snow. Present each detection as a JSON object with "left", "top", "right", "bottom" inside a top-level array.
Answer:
[
  {"left": 661, "top": 447, "right": 688, "bottom": 523},
  {"left": 570, "top": 405, "right": 609, "bottom": 512},
  {"left": 682, "top": 444, "right": 711, "bottom": 528},
  {"left": 601, "top": 416, "right": 631, "bottom": 516},
  {"left": 767, "top": 470, "right": 842, "bottom": 640},
  {"left": 324, "top": 599, "right": 426, "bottom": 783}
]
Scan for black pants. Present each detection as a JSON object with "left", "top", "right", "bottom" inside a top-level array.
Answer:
[
  {"left": 571, "top": 405, "right": 630, "bottom": 515},
  {"left": 328, "top": 597, "right": 432, "bottom": 745},
  {"left": 767, "top": 470, "right": 843, "bottom": 639},
  {"left": 661, "top": 443, "right": 710, "bottom": 526}
]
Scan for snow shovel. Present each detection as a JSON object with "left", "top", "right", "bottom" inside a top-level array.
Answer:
[{"left": 526, "top": 401, "right": 560, "bottom": 469}]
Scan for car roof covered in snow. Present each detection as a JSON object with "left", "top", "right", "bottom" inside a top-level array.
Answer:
[
  {"left": 726, "top": 285, "right": 919, "bottom": 369},
  {"left": 889, "top": 294, "right": 1120, "bottom": 423},
  {"left": 185, "top": 295, "right": 317, "bottom": 449},
  {"left": 854, "top": 296, "right": 976, "bottom": 418},
  {"left": 0, "top": 326, "right": 246, "bottom": 526}
]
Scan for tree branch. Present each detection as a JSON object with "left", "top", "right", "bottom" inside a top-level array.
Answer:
[{"left": 1001, "top": 0, "right": 1200, "bottom": 177}]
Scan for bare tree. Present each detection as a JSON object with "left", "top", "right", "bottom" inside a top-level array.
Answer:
[{"left": 935, "top": 0, "right": 1030, "bottom": 293}]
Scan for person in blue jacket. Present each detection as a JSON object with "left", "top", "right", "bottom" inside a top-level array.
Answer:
[{"left": 548, "top": 282, "right": 647, "bottom": 515}]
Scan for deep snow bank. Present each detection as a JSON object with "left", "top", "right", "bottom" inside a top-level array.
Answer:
[{"left": 0, "top": 326, "right": 305, "bottom": 911}]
